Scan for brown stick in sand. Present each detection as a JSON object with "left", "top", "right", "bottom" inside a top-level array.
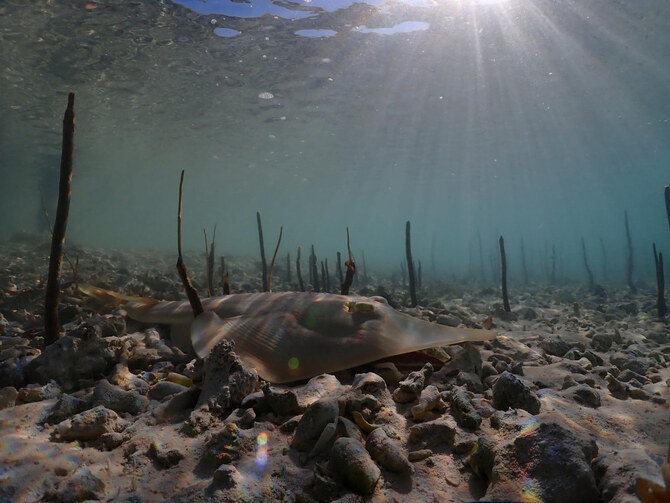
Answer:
[
  {"left": 266, "top": 226, "right": 283, "bottom": 292},
  {"left": 340, "top": 227, "right": 356, "bottom": 295},
  {"left": 44, "top": 92, "right": 75, "bottom": 346},
  {"left": 176, "top": 170, "right": 203, "bottom": 317}
]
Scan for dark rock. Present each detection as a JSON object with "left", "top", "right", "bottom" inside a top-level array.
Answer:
[
  {"left": 617, "top": 302, "right": 638, "bottom": 315},
  {"left": 41, "top": 393, "right": 89, "bottom": 424},
  {"left": 0, "top": 386, "right": 18, "bottom": 409},
  {"left": 148, "top": 380, "right": 188, "bottom": 401},
  {"left": 291, "top": 397, "right": 340, "bottom": 452},
  {"left": 455, "top": 371, "right": 484, "bottom": 393},
  {"left": 180, "top": 408, "right": 216, "bottom": 437},
  {"left": 45, "top": 465, "right": 105, "bottom": 503},
  {"left": 492, "top": 371, "right": 541, "bottom": 415},
  {"left": 91, "top": 379, "right": 149, "bottom": 415},
  {"left": 441, "top": 343, "right": 482, "bottom": 376},
  {"left": 610, "top": 353, "right": 650, "bottom": 376},
  {"left": 470, "top": 435, "right": 495, "bottom": 480},
  {"left": 408, "top": 449, "right": 433, "bottom": 461},
  {"left": 263, "top": 384, "right": 303, "bottom": 417},
  {"left": 330, "top": 437, "right": 381, "bottom": 495},
  {"left": 617, "top": 369, "right": 650, "bottom": 384},
  {"left": 153, "top": 386, "right": 200, "bottom": 421},
  {"left": 25, "top": 334, "right": 124, "bottom": 391},
  {"left": 594, "top": 449, "right": 664, "bottom": 503},
  {"left": 312, "top": 464, "right": 339, "bottom": 501},
  {"left": 365, "top": 427, "right": 413, "bottom": 474},
  {"left": 571, "top": 385, "right": 601, "bottom": 408},
  {"left": 541, "top": 336, "right": 571, "bottom": 357},
  {"left": 212, "top": 464, "right": 242, "bottom": 488},
  {"left": 202, "top": 423, "right": 245, "bottom": 467},
  {"left": 225, "top": 407, "right": 256, "bottom": 429},
  {"left": 487, "top": 417, "right": 599, "bottom": 503},
  {"left": 591, "top": 333, "right": 612, "bottom": 351},
  {"left": 149, "top": 442, "right": 184, "bottom": 468},
  {"left": 411, "top": 385, "right": 446, "bottom": 422},
  {"left": 409, "top": 417, "right": 457, "bottom": 448},
  {"left": 447, "top": 389, "right": 482, "bottom": 430}
]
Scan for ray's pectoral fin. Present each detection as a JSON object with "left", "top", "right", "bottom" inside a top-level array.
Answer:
[{"left": 191, "top": 311, "right": 241, "bottom": 359}]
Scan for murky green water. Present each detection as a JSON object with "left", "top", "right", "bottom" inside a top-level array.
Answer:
[{"left": 1, "top": 0, "right": 669, "bottom": 282}]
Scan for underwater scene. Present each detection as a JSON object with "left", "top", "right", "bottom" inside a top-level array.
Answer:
[{"left": 0, "top": 0, "right": 669, "bottom": 502}]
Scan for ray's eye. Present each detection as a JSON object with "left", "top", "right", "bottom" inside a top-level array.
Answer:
[{"left": 353, "top": 302, "right": 375, "bottom": 314}]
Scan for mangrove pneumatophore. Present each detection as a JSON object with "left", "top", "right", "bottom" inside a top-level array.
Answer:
[
  {"left": 176, "top": 170, "right": 203, "bottom": 317},
  {"left": 624, "top": 211, "right": 636, "bottom": 293},
  {"left": 256, "top": 211, "right": 268, "bottom": 292},
  {"left": 499, "top": 235, "right": 511, "bottom": 312},
  {"left": 581, "top": 237, "right": 595, "bottom": 292},
  {"left": 340, "top": 227, "right": 356, "bottom": 295},
  {"left": 44, "top": 92, "right": 75, "bottom": 346},
  {"left": 296, "top": 245, "right": 305, "bottom": 292},
  {"left": 266, "top": 225, "right": 283, "bottom": 292},
  {"left": 405, "top": 221, "right": 417, "bottom": 307},
  {"left": 653, "top": 243, "right": 666, "bottom": 319}
]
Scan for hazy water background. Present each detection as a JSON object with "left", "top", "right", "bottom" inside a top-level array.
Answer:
[{"left": 1, "top": 0, "right": 668, "bottom": 285}]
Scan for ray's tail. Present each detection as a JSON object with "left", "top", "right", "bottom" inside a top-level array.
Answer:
[{"left": 78, "top": 284, "right": 160, "bottom": 315}]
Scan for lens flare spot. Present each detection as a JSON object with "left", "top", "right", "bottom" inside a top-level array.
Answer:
[
  {"left": 257, "top": 432, "right": 268, "bottom": 446},
  {"left": 256, "top": 446, "right": 268, "bottom": 467},
  {"left": 288, "top": 357, "right": 299, "bottom": 370}
]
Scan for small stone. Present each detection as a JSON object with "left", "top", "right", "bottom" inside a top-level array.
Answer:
[
  {"left": 91, "top": 379, "right": 149, "bottom": 415},
  {"left": 408, "top": 449, "right": 433, "bottom": 462},
  {"left": 411, "top": 385, "right": 446, "bottom": 422},
  {"left": 441, "top": 344, "right": 482, "bottom": 376},
  {"left": 57, "top": 405, "right": 126, "bottom": 441},
  {"left": 393, "top": 363, "right": 433, "bottom": 403},
  {"left": 291, "top": 397, "right": 340, "bottom": 452},
  {"left": 41, "top": 393, "right": 89, "bottom": 424},
  {"left": 448, "top": 389, "right": 482, "bottom": 430},
  {"left": 153, "top": 386, "right": 200, "bottom": 421},
  {"left": 470, "top": 436, "right": 495, "bottom": 480},
  {"left": 330, "top": 437, "right": 381, "bottom": 495},
  {"left": 572, "top": 385, "right": 601, "bottom": 407},
  {"left": 148, "top": 380, "right": 188, "bottom": 401},
  {"left": 492, "top": 371, "right": 541, "bottom": 415},
  {"left": 0, "top": 386, "right": 18, "bottom": 410},
  {"left": 46, "top": 465, "right": 105, "bottom": 503},
  {"left": 225, "top": 407, "right": 256, "bottom": 429},
  {"left": 149, "top": 442, "right": 185, "bottom": 468},
  {"left": 590, "top": 333, "right": 612, "bottom": 351},
  {"left": 365, "top": 427, "right": 413, "bottom": 474},
  {"left": 409, "top": 417, "right": 457, "bottom": 448},
  {"left": 213, "top": 464, "right": 242, "bottom": 488},
  {"left": 263, "top": 384, "right": 303, "bottom": 417},
  {"left": 541, "top": 336, "right": 571, "bottom": 357}
]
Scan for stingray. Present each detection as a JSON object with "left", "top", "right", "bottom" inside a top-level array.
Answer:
[{"left": 80, "top": 285, "right": 497, "bottom": 384}]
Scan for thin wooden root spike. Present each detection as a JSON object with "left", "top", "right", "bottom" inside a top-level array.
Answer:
[
  {"left": 176, "top": 170, "right": 204, "bottom": 317},
  {"left": 341, "top": 226, "right": 356, "bottom": 295},
  {"left": 267, "top": 226, "right": 284, "bottom": 292}
]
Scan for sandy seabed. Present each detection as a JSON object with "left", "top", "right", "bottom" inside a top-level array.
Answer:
[{"left": 0, "top": 239, "right": 668, "bottom": 503}]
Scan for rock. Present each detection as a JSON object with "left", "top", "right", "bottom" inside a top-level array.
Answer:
[
  {"left": 202, "top": 423, "right": 245, "bottom": 467},
  {"left": 25, "top": 333, "right": 124, "bottom": 391},
  {"left": 618, "top": 369, "right": 650, "bottom": 384},
  {"left": 411, "top": 385, "right": 446, "bottom": 422},
  {"left": 330, "top": 437, "right": 381, "bottom": 495},
  {"left": 153, "top": 386, "right": 200, "bottom": 421},
  {"left": 57, "top": 406, "right": 126, "bottom": 441},
  {"left": 212, "top": 464, "right": 242, "bottom": 488},
  {"left": 180, "top": 408, "right": 217, "bottom": 437},
  {"left": 0, "top": 386, "right": 18, "bottom": 409},
  {"left": 45, "top": 465, "right": 105, "bottom": 503},
  {"left": 393, "top": 363, "right": 433, "bottom": 403},
  {"left": 108, "top": 364, "right": 150, "bottom": 395},
  {"left": 486, "top": 417, "right": 599, "bottom": 503},
  {"left": 295, "top": 373, "right": 346, "bottom": 409},
  {"left": 610, "top": 353, "right": 650, "bottom": 376},
  {"left": 225, "top": 407, "right": 256, "bottom": 429},
  {"left": 606, "top": 373, "right": 629, "bottom": 399},
  {"left": 41, "top": 393, "right": 89, "bottom": 424},
  {"left": 447, "top": 389, "right": 482, "bottom": 430},
  {"left": 594, "top": 449, "right": 664, "bottom": 503},
  {"left": 197, "top": 339, "right": 258, "bottom": 413},
  {"left": 591, "top": 333, "right": 613, "bottom": 351},
  {"left": 541, "top": 336, "right": 572, "bottom": 357},
  {"left": 148, "top": 380, "right": 188, "bottom": 401},
  {"left": 470, "top": 436, "right": 495, "bottom": 480},
  {"left": 312, "top": 464, "right": 339, "bottom": 501},
  {"left": 408, "top": 449, "right": 433, "bottom": 462},
  {"left": 91, "top": 379, "right": 149, "bottom": 415},
  {"left": 409, "top": 417, "right": 457, "bottom": 448},
  {"left": 263, "top": 384, "right": 303, "bottom": 417},
  {"left": 149, "top": 441, "right": 185, "bottom": 468},
  {"left": 365, "top": 427, "right": 413, "bottom": 474},
  {"left": 492, "top": 371, "right": 541, "bottom": 415},
  {"left": 455, "top": 371, "right": 484, "bottom": 394},
  {"left": 291, "top": 397, "right": 340, "bottom": 452},
  {"left": 441, "top": 343, "right": 482, "bottom": 376},
  {"left": 18, "top": 381, "right": 61, "bottom": 403},
  {"left": 437, "top": 314, "right": 462, "bottom": 327},
  {"left": 571, "top": 385, "right": 601, "bottom": 408}
]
